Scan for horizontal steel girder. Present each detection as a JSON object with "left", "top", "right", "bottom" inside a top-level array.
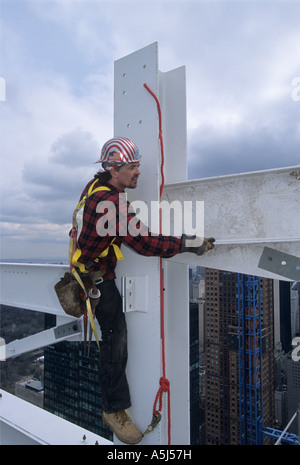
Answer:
[{"left": 163, "top": 166, "right": 300, "bottom": 281}]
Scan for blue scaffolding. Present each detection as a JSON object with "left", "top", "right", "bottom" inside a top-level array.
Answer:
[
  {"left": 263, "top": 426, "right": 299, "bottom": 445},
  {"left": 238, "top": 274, "right": 263, "bottom": 445}
]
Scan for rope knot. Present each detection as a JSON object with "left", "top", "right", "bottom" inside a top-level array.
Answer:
[
  {"left": 159, "top": 376, "right": 170, "bottom": 392},
  {"left": 153, "top": 376, "right": 170, "bottom": 417}
]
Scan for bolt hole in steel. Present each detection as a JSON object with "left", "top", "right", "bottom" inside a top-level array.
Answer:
[{"left": 267, "top": 257, "right": 287, "bottom": 266}]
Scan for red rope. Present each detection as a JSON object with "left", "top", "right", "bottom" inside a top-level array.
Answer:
[
  {"left": 144, "top": 83, "right": 171, "bottom": 445},
  {"left": 143, "top": 83, "right": 165, "bottom": 199}
]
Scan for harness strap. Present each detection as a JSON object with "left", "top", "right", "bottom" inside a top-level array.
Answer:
[
  {"left": 70, "top": 181, "right": 124, "bottom": 273},
  {"left": 71, "top": 267, "right": 100, "bottom": 350},
  {"left": 72, "top": 180, "right": 111, "bottom": 231},
  {"left": 94, "top": 238, "right": 124, "bottom": 262},
  {"left": 69, "top": 180, "right": 124, "bottom": 351}
]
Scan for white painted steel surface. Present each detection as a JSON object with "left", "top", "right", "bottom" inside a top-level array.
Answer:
[
  {"left": 114, "top": 42, "right": 163, "bottom": 445},
  {"left": 3, "top": 321, "right": 81, "bottom": 360},
  {"left": 114, "top": 42, "right": 190, "bottom": 445},
  {"left": 164, "top": 166, "right": 300, "bottom": 281},
  {"left": 163, "top": 260, "right": 190, "bottom": 444},
  {"left": 160, "top": 65, "right": 190, "bottom": 444},
  {"left": 0, "top": 390, "right": 113, "bottom": 445},
  {"left": 0, "top": 262, "right": 69, "bottom": 315},
  {"left": 160, "top": 66, "right": 187, "bottom": 184}
]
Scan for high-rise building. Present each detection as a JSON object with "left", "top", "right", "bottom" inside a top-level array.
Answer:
[
  {"left": 274, "top": 384, "right": 288, "bottom": 429},
  {"left": 286, "top": 353, "right": 300, "bottom": 434},
  {"left": 291, "top": 282, "right": 300, "bottom": 338},
  {"left": 278, "top": 281, "right": 292, "bottom": 353},
  {"left": 44, "top": 341, "right": 112, "bottom": 441},
  {"left": 190, "top": 302, "right": 200, "bottom": 445},
  {"left": 204, "top": 269, "right": 275, "bottom": 445}
]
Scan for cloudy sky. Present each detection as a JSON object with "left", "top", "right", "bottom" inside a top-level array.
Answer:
[{"left": 0, "top": 0, "right": 299, "bottom": 260}]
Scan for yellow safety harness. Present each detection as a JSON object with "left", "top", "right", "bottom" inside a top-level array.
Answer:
[
  {"left": 69, "top": 179, "right": 124, "bottom": 272},
  {"left": 68, "top": 179, "right": 124, "bottom": 350}
]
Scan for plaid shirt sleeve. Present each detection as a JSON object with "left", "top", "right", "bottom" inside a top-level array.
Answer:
[{"left": 77, "top": 180, "right": 182, "bottom": 278}]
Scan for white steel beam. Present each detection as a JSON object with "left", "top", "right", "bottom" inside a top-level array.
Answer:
[
  {"left": 114, "top": 42, "right": 190, "bottom": 445},
  {"left": 114, "top": 42, "right": 164, "bottom": 445},
  {"left": 0, "top": 262, "right": 102, "bottom": 352},
  {"left": 2, "top": 320, "right": 82, "bottom": 360},
  {"left": 0, "top": 390, "right": 113, "bottom": 445},
  {"left": 163, "top": 166, "right": 300, "bottom": 281},
  {"left": 0, "top": 262, "right": 69, "bottom": 316},
  {"left": 160, "top": 65, "right": 189, "bottom": 444}
]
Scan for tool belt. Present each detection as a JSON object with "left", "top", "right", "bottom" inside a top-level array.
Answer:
[{"left": 54, "top": 269, "right": 105, "bottom": 318}]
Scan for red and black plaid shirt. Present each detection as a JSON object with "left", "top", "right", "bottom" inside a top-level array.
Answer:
[{"left": 77, "top": 178, "right": 182, "bottom": 279}]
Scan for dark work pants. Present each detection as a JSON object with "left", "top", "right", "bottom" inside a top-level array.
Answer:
[{"left": 95, "top": 279, "right": 131, "bottom": 413}]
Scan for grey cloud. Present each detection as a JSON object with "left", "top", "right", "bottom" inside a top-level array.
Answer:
[
  {"left": 49, "top": 127, "right": 100, "bottom": 167},
  {"left": 188, "top": 121, "right": 300, "bottom": 180},
  {"left": 22, "top": 128, "right": 99, "bottom": 199},
  {"left": 188, "top": 105, "right": 300, "bottom": 179},
  {"left": 22, "top": 160, "right": 87, "bottom": 201},
  {"left": 0, "top": 184, "right": 77, "bottom": 226},
  {"left": 2, "top": 129, "right": 100, "bottom": 227}
]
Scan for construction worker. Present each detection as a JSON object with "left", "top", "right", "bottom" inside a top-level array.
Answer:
[{"left": 75, "top": 137, "right": 215, "bottom": 444}]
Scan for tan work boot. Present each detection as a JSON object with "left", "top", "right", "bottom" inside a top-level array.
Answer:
[{"left": 103, "top": 410, "right": 143, "bottom": 444}]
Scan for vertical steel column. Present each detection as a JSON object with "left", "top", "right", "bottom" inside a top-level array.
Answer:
[
  {"left": 238, "top": 274, "right": 263, "bottom": 445},
  {"left": 114, "top": 42, "right": 163, "bottom": 445},
  {"left": 114, "top": 43, "right": 189, "bottom": 445},
  {"left": 160, "top": 65, "right": 189, "bottom": 445}
]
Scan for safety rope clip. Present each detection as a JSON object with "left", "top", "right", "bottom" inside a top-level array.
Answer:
[{"left": 143, "top": 412, "right": 162, "bottom": 435}]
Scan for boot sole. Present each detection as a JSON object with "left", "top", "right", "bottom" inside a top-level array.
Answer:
[{"left": 102, "top": 413, "right": 143, "bottom": 445}]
